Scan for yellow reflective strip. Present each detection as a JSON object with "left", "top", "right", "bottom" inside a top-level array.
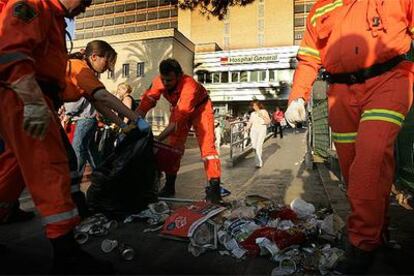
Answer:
[
  {"left": 311, "top": 0, "right": 343, "bottom": 26},
  {"left": 331, "top": 132, "right": 357, "bottom": 137},
  {"left": 360, "top": 116, "right": 402, "bottom": 126},
  {"left": 298, "top": 47, "right": 321, "bottom": 60},
  {"left": 363, "top": 109, "right": 404, "bottom": 120},
  {"left": 333, "top": 139, "right": 355, "bottom": 143}
]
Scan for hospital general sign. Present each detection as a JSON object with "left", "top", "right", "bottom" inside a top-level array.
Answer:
[{"left": 220, "top": 54, "right": 278, "bottom": 64}]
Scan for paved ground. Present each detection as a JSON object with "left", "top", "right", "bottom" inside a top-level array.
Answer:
[{"left": 1, "top": 129, "right": 413, "bottom": 274}]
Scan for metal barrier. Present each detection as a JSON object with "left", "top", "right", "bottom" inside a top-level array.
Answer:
[
  {"left": 229, "top": 120, "right": 273, "bottom": 160},
  {"left": 229, "top": 120, "right": 250, "bottom": 160}
]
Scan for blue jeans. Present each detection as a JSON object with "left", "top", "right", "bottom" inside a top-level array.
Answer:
[{"left": 72, "top": 118, "right": 99, "bottom": 181}]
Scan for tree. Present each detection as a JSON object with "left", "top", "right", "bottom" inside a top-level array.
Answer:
[{"left": 169, "top": 0, "right": 256, "bottom": 20}]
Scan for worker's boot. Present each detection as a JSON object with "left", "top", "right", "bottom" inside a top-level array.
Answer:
[
  {"left": 0, "top": 201, "right": 35, "bottom": 224},
  {"left": 333, "top": 242, "right": 376, "bottom": 275},
  {"left": 158, "top": 174, "right": 176, "bottom": 197},
  {"left": 205, "top": 178, "right": 223, "bottom": 204},
  {"left": 50, "top": 231, "right": 114, "bottom": 275},
  {"left": 72, "top": 191, "right": 91, "bottom": 219}
]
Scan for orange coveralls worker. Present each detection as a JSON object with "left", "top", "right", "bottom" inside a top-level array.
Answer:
[
  {"left": 290, "top": 0, "right": 414, "bottom": 252},
  {"left": 0, "top": 0, "right": 79, "bottom": 238},
  {"left": 138, "top": 75, "right": 221, "bottom": 181},
  {"left": 63, "top": 59, "right": 105, "bottom": 103}
]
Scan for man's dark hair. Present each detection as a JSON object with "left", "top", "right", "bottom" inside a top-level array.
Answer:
[{"left": 159, "top": 58, "right": 183, "bottom": 76}]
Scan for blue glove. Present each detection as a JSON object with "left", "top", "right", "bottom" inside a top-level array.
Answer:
[{"left": 136, "top": 118, "right": 150, "bottom": 133}]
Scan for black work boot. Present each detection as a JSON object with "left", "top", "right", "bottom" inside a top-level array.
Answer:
[
  {"left": 72, "top": 191, "right": 91, "bottom": 219},
  {"left": 333, "top": 243, "right": 376, "bottom": 275},
  {"left": 1, "top": 201, "right": 35, "bottom": 224},
  {"left": 50, "top": 231, "right": 114, "bottom": 275},
  {"left": 205, "top": 178, "right": 223, "bottom": 204},
  {"left": 158, "top": 174, "right": 176, "bottom": 197}
]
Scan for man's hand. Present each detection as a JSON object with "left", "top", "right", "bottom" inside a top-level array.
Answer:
[
  {"left": 11, "top": 74, "right": 51, "bottom": 140},
  {"left": 285, "top": 98, "right": 306, "bottom": 128}
]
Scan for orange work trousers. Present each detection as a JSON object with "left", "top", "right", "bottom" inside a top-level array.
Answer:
[
  {"left": 166, "top": 100, "right": 221, "bottom": 181},
  {"left": 327, "top": 62, "right": 413, "bottom": 251},
  {"left": 0, "top": 88, "right": 79, "bottom": 239}
]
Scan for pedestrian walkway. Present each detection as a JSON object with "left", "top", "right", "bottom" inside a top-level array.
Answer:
[{"left": 175, "top": 129, "right": 329, "bottom": 210}]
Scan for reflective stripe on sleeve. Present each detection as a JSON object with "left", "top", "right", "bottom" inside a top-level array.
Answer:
[
  {"left": 297, "top": 47, "right": 321, "bottom": 61},
  {"left": 311, "top": 0, "right": 343, "bottom": 26},
  {"left": 42, "top": 209, "right": 79, "bottom": 225},
  {"left": 331, "top": 131, "right": 357, "bottom": 143},
  {"left": 202, "top": 155, "right": 220, "bottom": 161}
]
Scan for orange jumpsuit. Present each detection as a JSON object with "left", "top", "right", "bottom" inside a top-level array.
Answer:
[
  {"left": 290, "top": 0, "right": 414, "bottom": 251},
  {"left": 0, "top": 0, "right": 79, "bottom": 238},
  {"left": 138, "top": 75, "right": 221, "bottom": 180}
]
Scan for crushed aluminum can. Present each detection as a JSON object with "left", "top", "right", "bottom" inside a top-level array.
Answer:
[
  {"left": 271, "top": 258, "right": 297, "bottom": 275},
  {"left": 217, "top": 230, "right": 231, "bottom": 245},
  {"left": 148, "top": 201, "right": 170, "bottom": 215},
  {"left": 74, "top": 232, "right": 89, "bottom": 245},
  {"left": 118, "top": 243, "right": 135, "bottom": 261},
  {"left": 188, "top": 243, "right": 207, "bottom": 257},
  {"left": 101, "top": 239, "right": 119, "bottom": 253},
  {"left": 103, "top": 220, "right": 118, "bottom": 231}
]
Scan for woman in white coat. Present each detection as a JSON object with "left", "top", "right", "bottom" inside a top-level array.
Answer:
[{"left": 245, "top": 100, "right": 271, "bottom": 168}]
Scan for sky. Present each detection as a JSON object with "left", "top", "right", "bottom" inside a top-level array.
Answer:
[{"left": 65, "top": 19, "right": 75, "bottom": 40}]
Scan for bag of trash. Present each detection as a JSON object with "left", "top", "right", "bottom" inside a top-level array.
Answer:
[{"left": 87, "top": 128, "right": 158, "bottom": 214}]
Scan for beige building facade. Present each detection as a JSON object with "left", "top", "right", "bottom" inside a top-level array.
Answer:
[{"left": 178, "top": 0, "right": 294, "bottom": 50}]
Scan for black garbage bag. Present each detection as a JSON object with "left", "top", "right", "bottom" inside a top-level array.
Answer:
[{"left": 87, "top": 128, "right": 158, "bottom": 214}]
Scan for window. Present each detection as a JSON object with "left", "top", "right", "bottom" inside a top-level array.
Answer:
[
  {"left": 107, "top": 70, "right": 114, "bottom": 79},
  {"left": 85, "top": 10, "right": 94, "bottom": 17},
  {"left": 221, "top": 72, "right": 229, "bottom": 83},
  {"left": 136, "top": 25, "right": 147, "bottom": 32},
  {"left": 122, "top": 64, "right": 130, "bottom": 78},
  {"left": 231, "top": 72, "right": 239, "bottom": 82},
  {"left": 258, "top": 5, "right": 264, "bottom": 17},
  {"left": 205, "top": 72, "right": 212, "bottom": 83},
  {"left": 212, "top": 72, "right": 220, "bottom": 83},
  {"left": 224, "top": 23, "right": 230, "bottom": 35},
  {"left": 269, "top": 70, "right": 277, "bottom": 81},
  {"left": 94, "top": 30, "right": 103, "bottom": 37},
  {"left": 258, "top": 19, "right": 264, "bottom": 32},
  {"left": 95, "top": 8, "right": 104, "bottom": 16},
  {"left": 94, "top": 20, "right": 103, "bottom": 28},
  {"left": 251, "top": 70, "right": 266, "bottom": 82},
  {"left": 160, "top": 0, "right": 171, "bottom": 5},
  {"left": 258, "top": 33, "right": 264, "bottom": 47},
  {"left": 137, "top": 13, "right": 147, "bottom": 21},
  {"left": 148, "top": 0, "right": 158, "bottom": 8},
  {"left": 147, "top": 11, "right": 158, "bottom": 20},
  {"left": 147, "top": 24, "right": 158, "bottom": 31},
  {"left": 158, "top": 22, "right": 170, "bottom": 29},
  {"left": 125, "top": 15, "right": 135, "bottom": 23},
  {"left": 114, "top": 17, "right": 124, "bottom": 25},
  {"left": 75, "top": 22, "right": 84, "bottom": 30},
  {"left": 84, "top": 32, "right": 93, "bottom": 39},
  {"left": 171, "top": 21, "right": 178, "bottom": 28},
  {"left": 294, "top": 18, "right": 305, "bottom": 27},
  {"left": 115, "top": 28, "right": 124, "bottom": 34},
  {"left": 126, "top": 26, "right": 135, "bottom": 33},
  {"left": 115, "top": 5, "right": 125, "bottom": 13},
  {"left": 294, "top": 31, "right": 304, "bottom": 40},
  {"left": 84, "top": 21, "right": 93, "bottom": 29},
  {"left": 159, "top": 10, "right": 170, "bottom": 18},
  {"left": 224, "top": 37, "right": 230, "bottom": 49},
  {"left": 171, "top": 8, "right": 178, "bottom": 17},
  {"left": 240, "top": 71, "right": 248, "bottom": 82},
  {"left": 105, "top": 6, "right": 114, "bottom": 14},
  {"left": 126, "top": 3, "right": 136, "bottom": 11},
  {"left": 94, "top": 0, "right": 105, "bottom": 3},
  {"left": 137, "top": 1, "right": 147, "bottom": 9},
  {"left": 104, "top": 29, "right": 114, "bottom": 36},
  {"left": 197, "top": 72, "right": 205, "bottom": 83},
  {"left": 104, "top": 18, "right": 114, "bottom": 26},
  {"left": 137, "top": 62, "right": 145, "bottom": 77}
]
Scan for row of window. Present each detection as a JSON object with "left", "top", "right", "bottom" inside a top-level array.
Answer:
[
  {"left": 75, "top": 21, "right": 178, "bottom": 40},
  {"left": 76, "top": 9, "right": 177, "bottom": 30},
  {"left": 104, "top": 62, "right": 145, "bottom": 79},
  {"left": 293, "top": 3, "right": 314, "bottom": 13},
  {"left": 77, "top": 0, "right": 174, "bottom": 18},
  {"left": 196, "top": 70, "right": 294, "bottom": 84}
]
